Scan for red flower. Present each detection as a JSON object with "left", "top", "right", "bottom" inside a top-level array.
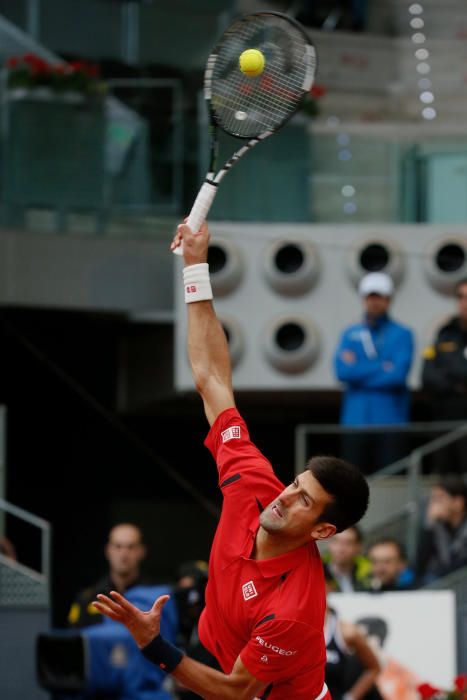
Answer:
[
  {"left": 6, "top": 52, "right": 102, "bottom": 93},
  {"left": 23, "top": 53, "right": 39, "bottom": 64},
  {"left": 85, "top": 64, "right": 100, "bottom": 78},
  {"left": 417, "top": 682, "right": 441, "bottom": 699},
  {"left": 455, "top": 675, "right": 467, "bottom": 692},
  {"left": 70, "top": 60, "right": 86, "bottom": 72},
  {"left": 31, "top": 58, "right": 49, "bottom": 75},
  {"left": 310, "top": 84, "right": 326, "bottom": 99}
]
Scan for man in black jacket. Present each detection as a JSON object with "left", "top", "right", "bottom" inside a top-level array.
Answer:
[
  {"left": 415, "top": 475, "right": 467, "bottom": 583},
  {"left": 68, "top": 523, "right": 147, "bottom": 628},
  {"left": 422, "top": 278, "right": 467, "bottom": 473}
]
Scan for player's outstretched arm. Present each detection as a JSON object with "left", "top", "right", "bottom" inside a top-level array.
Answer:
[
  {"left": 93, "top": 591, "right": 265, "bottom": 700},
  {"left": 172, "top": 221, "right": 235, "bottom": 426},
  {"left": 173, "top": 654, "right": 265, "bottom": 700}
]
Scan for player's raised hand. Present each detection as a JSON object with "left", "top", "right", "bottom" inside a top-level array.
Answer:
[
  {"left": 171, "top": 221, "right": 210, "bottom": 267},
  {"left": 92, "top": 590, "right": 170, "bottom": 649}
]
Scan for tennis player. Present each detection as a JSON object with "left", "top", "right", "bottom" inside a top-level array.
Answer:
[{"left": 93, "top": 222, "right": 370, "bottom": 700}]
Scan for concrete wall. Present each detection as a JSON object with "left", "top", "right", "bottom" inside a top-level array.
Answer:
[
  {"left": 0, "top": 228, "right": 173, "bottom": 315},
  {"left": 175, "top": 223, "right": 467, "bottom": 390},
  {"left": 0, "top": 606, "right": 49, "bottom": 700}
]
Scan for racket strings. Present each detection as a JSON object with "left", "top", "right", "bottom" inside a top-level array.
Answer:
[
  {"left": 215, "top": 27, "right": 306, "bottom": 120},
  {"left": 215, "top": 60, "right": 305, "bottom": 121},
  {"left": 209, "top": 14, "right": 315, "bottom": 138}
]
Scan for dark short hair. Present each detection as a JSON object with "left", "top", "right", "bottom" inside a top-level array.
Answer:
[
  {"left": 367, "top": 537, "right": 406, "bottom": 561},
  {"left": 356, "top": 616, "right": 389, "bottom": 646},
  {"left": 433, "top": 474, "right": 467, "bottom": 502},
  {"left": 306, "top": 455, "right": 369, "bottom": 533}
]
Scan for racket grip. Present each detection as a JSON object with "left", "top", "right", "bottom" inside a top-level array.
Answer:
[{"left": 173, "top": 181, "right": 217, "bottom": 256}]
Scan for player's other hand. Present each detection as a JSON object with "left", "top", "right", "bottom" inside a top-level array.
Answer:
[
  {"left": 171, "top": 221, "right": 210, "bottom": 266},
  {"left": 92, "top": 590, "right": 170, "bottom": 649}
]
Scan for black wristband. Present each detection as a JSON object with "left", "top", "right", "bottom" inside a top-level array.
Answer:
[{"left": 141, "top": 634, "right": 184, "bottom": 673}]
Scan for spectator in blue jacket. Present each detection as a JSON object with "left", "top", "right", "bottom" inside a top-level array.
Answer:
[{"left": 334, "top": 272, "right": 414, "bottom": 473}]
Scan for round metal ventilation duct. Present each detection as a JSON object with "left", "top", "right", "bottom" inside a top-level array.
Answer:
[
  {"left": 208, "top": 238, "right": 244, "bottom": 297},
  {"left": 423, "top": 236, "right": 467, "bottom": 295},
  {"left": 347, "top": 237, "right": 404, "bottom": 289},
  {"left": 220, "top": 315, "right": 245, "bottom": 368},
  {"left": 262, "top": 315, "right": 320, "bottom": 374},
  {"left": 263, "top": 239, "right": 320, "bottom": 297}
]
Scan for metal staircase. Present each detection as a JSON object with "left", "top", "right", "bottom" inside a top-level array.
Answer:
[{"left": 0, "top": 497, "right": 50, "bottom": 700}]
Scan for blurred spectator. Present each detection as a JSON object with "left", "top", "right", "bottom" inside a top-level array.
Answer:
[
  {"left": 0, "top": 534, "right": 17, "bottom": 561},
  {"left": 367, "top": 538, "right": 415, "bottom": 592},
  {"left": 334, "top": 272, "right": 414, "bottom": 473},
  {"left": 174, "top": 560, "right": 209, "bottom": 653},
  {"left": 173, "top": 560, "right": 221, "bottom": 699},
  {"left": 68, "top": 523, "right": 147, "bottom": 628},
  {"left": 322, "top": 525, "right": 372, "bottom": 591},
  {"left": 324, "top": 567, "right": 382, "bottom": 700},
  {"left": 422, "top": 278, "right": 467, "bottom": 473},
  {"left": 415, "top": 475, "right": 467, "bottom": 583},
  {"left": 296, "top": 0, "right": 368, "bottom": 31},
  {"left": 356, "top": 617, "right": 419, "bottom": 700}
]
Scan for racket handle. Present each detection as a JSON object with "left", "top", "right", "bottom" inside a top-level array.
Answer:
[{"left": 173, "top": 181, "right": 217, "bottom": 256}]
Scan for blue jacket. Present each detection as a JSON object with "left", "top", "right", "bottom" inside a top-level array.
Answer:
[
  {"left": 334, "top": 314, "right": 414, "bottom": 425},
  {"left": 84, "top": 585, "right": 177, "bottom": 700}
]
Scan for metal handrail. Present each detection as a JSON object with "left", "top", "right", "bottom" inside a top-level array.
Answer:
[
  {"left": 425, "top": 563, "right": 467, "bottom": 596},
  {"left": 295, "top": 419, "right": 467, "bottom": 561},
  {"left": 295, "top": 419, "right": 467, "bottom": 476},
  {"left": 0, "top": 497, "right": 51, "bottom": 597},
  {"left": 0, "top": 552, "right": 46, "bottom": 584}
]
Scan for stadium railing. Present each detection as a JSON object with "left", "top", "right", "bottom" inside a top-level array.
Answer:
[
  {"left": 298, "top": 421, "right": 467, "bottom": 672},
  {"left": 0, "top": 496, "right": 51, "bottom": 606},
  {"left": 0, "top": 497, "right": 51, "bottom": 699},
  {"left": 295, "top": 419, "right": 467, "bottom": 561}
]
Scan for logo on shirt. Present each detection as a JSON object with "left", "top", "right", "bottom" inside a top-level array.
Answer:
[
  {"left": 261, "top": 655, "right": 269, "bottom": 663},
  {"left": 242, "top": 580, "right": 258, "bottom": 601},
  {"left": 255, "top": 636, "right": 297, "bottom": 656},
  {"left": 222, "top": 426, "right": 241, "bottom": 443}
]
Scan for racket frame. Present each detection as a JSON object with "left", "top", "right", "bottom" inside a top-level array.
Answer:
[{"left": 175, "top": 11, "right": 317, "bottom": 255}]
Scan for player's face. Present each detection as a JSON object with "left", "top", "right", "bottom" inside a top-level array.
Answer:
[
  {"left": 328, "top": 528, "right": 361, "bottom": 566},
  {"left": 105, "top": 525, "right": 146, "bottom": 577},
  {"left": 259, "top": 471, "right": 336, "bottom": 543}
]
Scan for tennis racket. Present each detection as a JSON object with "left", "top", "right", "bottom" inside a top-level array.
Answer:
[{"left": 173, "top": 11, "right": 317, "bottom": 255}]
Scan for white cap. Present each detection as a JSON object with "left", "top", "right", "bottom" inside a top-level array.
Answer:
[{"left": 358, "top": 272, "right": 394, "bottom": 298}]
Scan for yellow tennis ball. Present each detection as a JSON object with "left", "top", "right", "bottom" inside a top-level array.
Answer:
[{"left": 239, "top": 49, "right": 265, "bottom": 77}]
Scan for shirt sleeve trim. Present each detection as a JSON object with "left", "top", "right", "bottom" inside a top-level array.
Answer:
[{"left": 207, "top": 407, "right": 242, "bottom": 440}]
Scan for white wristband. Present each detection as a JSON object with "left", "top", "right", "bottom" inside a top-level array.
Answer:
[{"left": 183, "top": 263, "right": 213, "bottom": 304}]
